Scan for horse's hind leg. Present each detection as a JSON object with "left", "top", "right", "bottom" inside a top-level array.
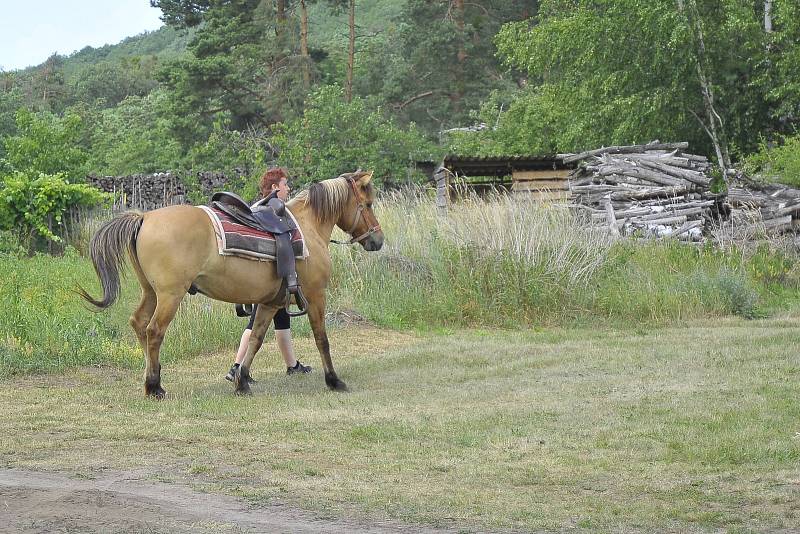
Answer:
[
  {"left": 143, "top": 291, "right": 184, "bottom": 398},
  {"left": 129, "top": 249, "right": 157, "bottom": 377},
  {"left": 130, "top": 287, "right": 156, "bottom": 361},
  {"left": 307, "top": 292, "right": 347, "bottom": 391}
]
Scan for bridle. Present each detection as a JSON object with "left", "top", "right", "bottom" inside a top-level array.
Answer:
[{"left": 330, "top": 178, "right": 382, "bottom": 245}]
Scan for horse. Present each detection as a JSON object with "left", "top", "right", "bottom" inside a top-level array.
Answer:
[{"left": 78, "top": 170, "right": 383, "bottom": 397}]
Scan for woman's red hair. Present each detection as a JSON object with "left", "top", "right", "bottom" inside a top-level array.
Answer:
[{"left": 259, "top": 167, "right": 289, "bottom": 197}]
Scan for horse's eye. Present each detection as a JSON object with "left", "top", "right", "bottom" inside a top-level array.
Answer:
[{"left": 367, "top": 203, "right": 373, "bottom": 209}]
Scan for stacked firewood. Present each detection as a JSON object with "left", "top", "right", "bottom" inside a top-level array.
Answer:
[
  {"left": 196, "top": 169, "right": 247, "bottom": 195},
  {"left": 563, "top": 142, "right": 722, "bottom": 241},
  {"left": 88, "top": 172, "right": 187, "bottom": 211},
  {"left": 723, "top": 182, "right": 800, "bottom": 235},
  {"left": 89, "top": 170, "right": 252, "bottom": 211}
]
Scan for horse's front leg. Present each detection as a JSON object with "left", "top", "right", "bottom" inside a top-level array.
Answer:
[
  {"left": 307, "top": 291, "right": 347, "bottom": 391},
  {"left": 234, "top": 304, "right": 277, "bottom": 395}
]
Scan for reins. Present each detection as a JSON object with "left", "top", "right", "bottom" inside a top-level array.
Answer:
[{"left": 329, "top": 178, "right": 382, "bottom": 245}]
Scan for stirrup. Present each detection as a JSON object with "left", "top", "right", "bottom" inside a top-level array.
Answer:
[{"left": 285, "top": 286, "right": 309, "bottom": 317}]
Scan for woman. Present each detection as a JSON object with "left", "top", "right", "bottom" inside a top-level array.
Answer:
[{"left": 225, "top": 167, "right": 312, "bottom": 383}]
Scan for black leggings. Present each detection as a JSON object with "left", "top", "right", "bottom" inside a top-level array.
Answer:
[{"left": 246, "top": 304, "right": 290, "bottom": 330}]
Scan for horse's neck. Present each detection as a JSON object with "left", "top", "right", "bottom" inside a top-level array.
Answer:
[{"left": 288, "top": 200, "right": 336, "bottom": 243}]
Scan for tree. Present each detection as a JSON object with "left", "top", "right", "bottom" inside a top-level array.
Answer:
[
  {"left": 272, "top": 85, "right": 433, "bottom": 185},
  {"left": 299, "top": 0, "right": 311, "bottom": 89},
  {"left": 367, "top": 0, "right": 533, "bottom": 133},
  {"left": 155, "top": 0, "right": 309, "bottom": 149},
  {"left": 67, "top": 59, "right": 159, "bottom": 109},
  {"left": 2, "top": 109, "right": 88, "bottom": 181},
  {"left": 345, "top": 0, "right": 355, "bottom": 102},
  {"left": 87, "top": 90, "right": 181, "bottom": 175},
  {"left": 489, "top": 0, "right": 799, "bottom": 161},
  {"left": 0, "top": 82, "right": 26, "bottom": 156},
  {"left": 764, "top": 1, "right": 800, "bottom": 127},
  {"left": 33, "top": 55, "right": 68, "bottom": 112},
  {"left": 676, "top": 0, "right": 731, "bottom": 174},
  {"left": 149, "top": 0, "right": 214, "bottom": 27}
]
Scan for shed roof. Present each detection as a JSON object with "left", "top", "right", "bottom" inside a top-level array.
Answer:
[{"left": 417, "top": 155, "right": 575, "bottom": 178}]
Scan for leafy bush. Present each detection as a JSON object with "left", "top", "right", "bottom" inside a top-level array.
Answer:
[
  {"left": 742, "top": 134, "right": 800, "bottom": 187},
  {"left": 0, "top": 171, "right": 108, "bottom": 252}
]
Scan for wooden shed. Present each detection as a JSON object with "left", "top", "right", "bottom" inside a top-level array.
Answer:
[{"left": 419, "top": 155, "right": 576, "bottom": 202}]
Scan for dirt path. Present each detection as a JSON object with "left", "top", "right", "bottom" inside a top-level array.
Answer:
[{"left": 0, "top": 469, "right": 455, "bottom": 533}]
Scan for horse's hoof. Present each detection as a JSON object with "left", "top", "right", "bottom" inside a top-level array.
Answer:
[
  {"left": 145, "top": 387, "right": 166, "bottom": 400},
  {"left": 144, "top": 378, "right": 166, "bottom": 399},
  {"left": 325, "top": 372, "right": 348, "bottom": 392},
  {"left": 233, "top": 366, "right": 253, "bottom": 396}
]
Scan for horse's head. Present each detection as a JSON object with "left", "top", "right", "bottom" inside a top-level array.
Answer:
[{"left": 338, "top": 170, "right": 384, "bottom": 251}]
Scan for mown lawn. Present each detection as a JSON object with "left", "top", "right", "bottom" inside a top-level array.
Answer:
[{"left": 2, "top": 317, "right": 799, "bottom": 532}]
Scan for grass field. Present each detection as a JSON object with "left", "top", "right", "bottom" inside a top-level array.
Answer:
[
  {"left": 3, "top": 193, "right": 800, "bottom": 531},
  {"left": 2, "top": 316, "right": 799, "bottom": 532}
]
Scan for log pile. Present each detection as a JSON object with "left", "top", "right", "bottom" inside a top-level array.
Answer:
[
  {"left": 89, "top": 170, "right": 250, "bottom": 211},
  {"left": 88, "top": 172, "right": 186, "bottom": 211},
  {"left": 196, "top": 169, "right": 247, "bottom": 195},
  {"left": 722, "top": 182, "right": 800, "bottom": 236},
  {"left": 563, "top": 142, "right": 723, "bottom": 241}
]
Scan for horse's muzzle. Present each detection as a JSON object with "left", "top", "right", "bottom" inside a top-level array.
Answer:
[{"left": 361, "top": 232, "right": 384, "bottom": 251}]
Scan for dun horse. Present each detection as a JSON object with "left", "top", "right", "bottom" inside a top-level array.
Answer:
[{"left": 79, "top": 171, "right": 383, "bottom": 397}]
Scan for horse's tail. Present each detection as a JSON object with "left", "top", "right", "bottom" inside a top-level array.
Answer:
[{"left": 77, "top": 211, "right": 144, "bottom": 310}]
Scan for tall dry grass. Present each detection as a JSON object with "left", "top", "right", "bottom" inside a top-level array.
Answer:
[
  {"left": 437, "top": 192, "right": 614, "bottom": 287},
  {"left": 328, "top": 188, "right": 799, "bottom": 327}
]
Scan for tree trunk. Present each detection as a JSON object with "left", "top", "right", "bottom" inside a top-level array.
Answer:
[
  {"left": 276, "top": 0, "right": 286, "bottom": 23},
  {"left": 604, "top": 197, "right": 620, "bottom": 237},
  {"left": 521, "top": 1, "right": 538, "bottom": 21},
  {"left": 764, "top": 0, "right": 773, "bottom": 33},
  {"left": 300, "top": 0, "right": 310, "bottom": 89},
  {"left": 676, "top": 0, "right": 732, "bottom": 177},
  {"left": 345, "top": 0, "right": 355, "bottom": 103},
  {"left": 451, "top": 0, "right": 466, "bottom": 115},
  {"left": 275, "top": 0, "right": 287, "bottom": 40}
]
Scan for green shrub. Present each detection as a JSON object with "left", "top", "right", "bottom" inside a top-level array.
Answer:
[
  {"left": 1, "top": 107, "right": 108, "bottom": 254},
  {"left": 0, "top": 171, "right": 108, "bottom": 253},
  {"left": 742, "top": 135, "right": 800, "bottom": 187}
]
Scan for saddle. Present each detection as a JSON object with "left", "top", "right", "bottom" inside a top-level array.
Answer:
[{"left": 210, "top": 191, "right": 308, "bottom": 317}]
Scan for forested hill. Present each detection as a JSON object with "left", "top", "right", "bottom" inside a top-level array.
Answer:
[
  {"left": 62, "top": 26, "right": 191, "bottom": 74},
  {"left": 1, "top": 0, "right": 799, "bottom": 190},
  {"left": 12, "top": 0, "right": 403, "bottom": 80}
]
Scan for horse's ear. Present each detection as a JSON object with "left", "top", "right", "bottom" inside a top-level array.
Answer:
[{"left": 357, "top": 170, "right": 373, "bottom": 186}]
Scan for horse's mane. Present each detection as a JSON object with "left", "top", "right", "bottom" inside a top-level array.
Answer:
[{"left": 290, "top": 171, "right": 373, "bottom": 224}]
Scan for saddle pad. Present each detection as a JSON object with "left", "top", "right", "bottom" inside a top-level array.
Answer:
[{"left": 199, "top": 205, "right": 308, "bottom": 262}]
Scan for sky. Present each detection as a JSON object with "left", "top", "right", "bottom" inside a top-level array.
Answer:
[{"left": 0, "top": 0, "right": 164, "bottom": 71}]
